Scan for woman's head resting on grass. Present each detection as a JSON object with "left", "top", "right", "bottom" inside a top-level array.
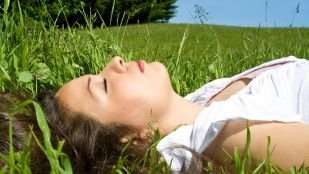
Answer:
[
  {"left": 1, "top": 56, "right": 181, "bottom": 173},
  {"left": 1, "top": 55, "right": 181, "bottom": 173}
]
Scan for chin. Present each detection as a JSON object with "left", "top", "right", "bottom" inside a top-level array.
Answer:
[{"left": 155, "top": 62, "right": 170, "bottom": 77}]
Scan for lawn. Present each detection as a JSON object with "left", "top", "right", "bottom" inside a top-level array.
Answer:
[{"left": 1, "top": 6, "right": 309, "bottom": 173}]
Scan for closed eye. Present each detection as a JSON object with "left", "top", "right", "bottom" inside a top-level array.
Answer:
[{"left": 103, "top": 78, "right": 108, "bottom": 94}]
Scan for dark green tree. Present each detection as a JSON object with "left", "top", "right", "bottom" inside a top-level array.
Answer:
[
  {"left": 1, "top": 0, "right": 177, "bottom": 27},
  {"left": 81, "top": 0, "right": 177, "bottom": 26}
]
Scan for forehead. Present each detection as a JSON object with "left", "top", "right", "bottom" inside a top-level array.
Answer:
[
  {"left": 56, "top": 75, "right": 89, "bottom": 96},
  {"left": 56, "top": 75, "right": 91, "bottom": 112}
]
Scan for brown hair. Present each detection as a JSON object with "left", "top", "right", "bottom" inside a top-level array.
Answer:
[
  {"left": 40, "top": 91, "right": 153, "bottom": 173},
  {"left": 0, "top": 92, "right": 150, "bottom": 173},
  {"left": 0, "top": 93, "right": 50, "bottom": 173},
  {"left": 0, "top": 92, "right": 210, "bottom": 173}
]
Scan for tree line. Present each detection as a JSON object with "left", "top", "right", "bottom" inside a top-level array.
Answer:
[{"left": 1, "top": 0, "right": 177, "bottom": 27}]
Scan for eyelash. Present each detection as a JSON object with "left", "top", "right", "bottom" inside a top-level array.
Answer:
[{"left": 103, "top": 78, "right": 108, "bottom": 93}]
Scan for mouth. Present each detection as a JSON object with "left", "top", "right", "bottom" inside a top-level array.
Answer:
[{"left": 137, "top": 60, "right": 145, "bottom": 73}]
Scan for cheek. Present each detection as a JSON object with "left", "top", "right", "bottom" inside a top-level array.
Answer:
[
  {"left": 108, "top": 90, "right": 151, "bottom": 127},
  {"left": 112, "top": 76, "right": 148, "bottom": 99},
  {"left": 151, "top": 64, "right": 171, "bottom": 89},
  {"left": 111, "top": 81, "right": 151, "bottom": 111}
]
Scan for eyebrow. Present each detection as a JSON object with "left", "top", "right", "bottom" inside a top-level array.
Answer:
[{"left": 87, "top": 76, "right": 93, "bottom": 96}]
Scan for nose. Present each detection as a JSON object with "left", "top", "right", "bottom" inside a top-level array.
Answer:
[{"left": 107, "top": 56, "right": 126, "bottom": 73}]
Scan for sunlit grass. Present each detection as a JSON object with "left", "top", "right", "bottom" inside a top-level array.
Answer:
[{"left": 1, "top": 0, "right": 309, "bottom": 173}]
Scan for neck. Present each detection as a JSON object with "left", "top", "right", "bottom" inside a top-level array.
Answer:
[{"left": 156, "top": 92, "right": 204, "bottom": 136}]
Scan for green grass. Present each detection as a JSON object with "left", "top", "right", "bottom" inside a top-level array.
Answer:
[
  {"left": 97, "top": 23, "right": 309, "bottom": 60},
  {"left": 1, "top": 1, "right": 309, "bottom": 173}
]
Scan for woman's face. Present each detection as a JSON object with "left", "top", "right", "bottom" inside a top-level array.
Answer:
[{"left": 56, "top": 57, "right": 174, "bottom": 129}]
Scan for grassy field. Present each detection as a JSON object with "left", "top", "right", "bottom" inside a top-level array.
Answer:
[{"left": 1, "top": 4, "right": 309, "bottom": 173}]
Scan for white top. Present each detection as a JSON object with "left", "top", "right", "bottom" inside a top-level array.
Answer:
[{"left": 156, "top": 56, "right": 309, "bottom": 173}]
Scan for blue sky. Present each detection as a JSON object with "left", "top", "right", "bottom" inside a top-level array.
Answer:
[{"left": 169, "top": 0, "right": 309, "bottom": 27}]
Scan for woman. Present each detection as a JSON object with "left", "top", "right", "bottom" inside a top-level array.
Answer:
[
  {"left": 53, "top": 55, "right": 309, "bottom": 172},
  {"left": 2, "top": 55, "right": 309, "bottom": 173}
]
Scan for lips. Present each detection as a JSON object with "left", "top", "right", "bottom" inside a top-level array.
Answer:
[{"left": 137, "top": 60, "right": 145, "bottom": 73}]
